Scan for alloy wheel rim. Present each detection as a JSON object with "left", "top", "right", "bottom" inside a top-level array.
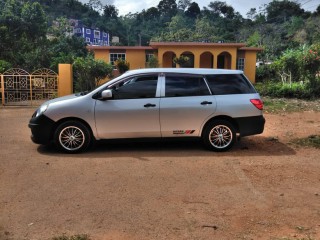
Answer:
[
  {"left": 209, "top": 125, "right": 232, "bottom": 149},
  {"left": 59, "top": 126, "right": 85, "bottom": 151}
]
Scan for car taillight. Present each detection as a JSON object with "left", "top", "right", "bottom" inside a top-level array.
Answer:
[{"left": 250, "top": 99, "right": 264, "bottom": 110}]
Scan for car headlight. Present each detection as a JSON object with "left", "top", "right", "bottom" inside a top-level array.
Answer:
[{"left": 34, "top": 104, "right": 48, "bottom": 118}]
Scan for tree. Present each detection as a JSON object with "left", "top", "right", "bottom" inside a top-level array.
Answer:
[
  {"left": 194, "top": 17, "right": 217, "bottom": 42},
  {"left": 21, "top": 2, "right": 47, "bottom": 40},
  {"left": 88, "top": 0, "right": 103, "bottom": 13},
  {"left": 185, "top": 2, "right": 200, "bottom": 19},
  {"left": 208, "top": 1, "right": 235, "bottom": 19},
  {"left": 158, "top": 0, "right": 178, "bottom": 22},
  {"left": 0, "top": 0, "right": 49, "bottom": 70},
  {"left": 246, "top": 8, "right": 257, "bottom": 21},
  {"left": 178, "top": 0, "right": 191, "bottom": 11},
  {"left": 103, "top": 4, "right": 118, "bottom": 20},
  {"left": 265, "top": 0, "right": 304, "bottom": 22}
]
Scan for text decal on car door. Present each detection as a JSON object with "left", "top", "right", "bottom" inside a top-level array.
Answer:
[{"left": 173, "top": 130, "right": 195, "bottom": 135}]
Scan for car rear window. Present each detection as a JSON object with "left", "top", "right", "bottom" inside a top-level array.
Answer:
[{"left": 205, "top": 74, "right": 256, "bottom": 95}]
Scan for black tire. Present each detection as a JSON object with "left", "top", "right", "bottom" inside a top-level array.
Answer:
[
  {"left": 202, "top": 120, "right": 236, "bottom": 152},
  {"left": 54, "top": 120, "right": 92, "bottom": 153}
]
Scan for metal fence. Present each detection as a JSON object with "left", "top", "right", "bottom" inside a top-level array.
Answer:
[{"left": 0, "top": 68, "right": 58, "bottom": 106}]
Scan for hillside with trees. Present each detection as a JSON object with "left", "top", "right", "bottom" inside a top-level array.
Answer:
[{"left": 0, "top": 0, "right": 320, "bottom": 96}]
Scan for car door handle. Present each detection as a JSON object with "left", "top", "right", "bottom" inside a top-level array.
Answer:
[
  {"left": 201, "top": 101, "right": 212, "bottom": 105},
  {"left": 144, "top": 103, "right": 156, "bottom": 108}
]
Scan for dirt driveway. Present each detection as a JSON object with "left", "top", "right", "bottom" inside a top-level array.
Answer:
[{"left": 0, "top": 107, "right": 319, "bottom": 240}]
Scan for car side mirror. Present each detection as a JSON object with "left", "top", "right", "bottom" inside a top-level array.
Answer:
[{"left": 101, "top": 89, "right": 113, "bottom": 100}]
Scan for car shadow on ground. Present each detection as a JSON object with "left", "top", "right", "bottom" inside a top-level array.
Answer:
[{"left": 37, "top": 136, "right": 296, "bottom": 158}]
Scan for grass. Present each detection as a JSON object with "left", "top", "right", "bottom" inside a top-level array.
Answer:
[
  {"left": 52, "top": 234, "right": 90, "bottom": 240},
  {"left": 262, "top": 97, "right": 320, "bottom": 113},
  {"left": 291, "top": 135, "right": 320, "bottom": 149}
]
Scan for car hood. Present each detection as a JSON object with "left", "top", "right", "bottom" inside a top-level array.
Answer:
[{"left": 42, "top": 93, "right": 80, "bottom": 105}]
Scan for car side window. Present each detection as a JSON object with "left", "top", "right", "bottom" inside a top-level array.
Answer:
[
  {"left": 110, "top": 75, "right": 158, "bottom": 99},
  {"left": 165, "top": 76, "right": 210, "bottom": 97},
  {"left": 205, "top": 74, "right": 256, "bottom": 95}
]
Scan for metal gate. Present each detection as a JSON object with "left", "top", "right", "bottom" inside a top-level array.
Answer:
[{"left": 0, "top": 68, "right": 58, "bottom": 106}]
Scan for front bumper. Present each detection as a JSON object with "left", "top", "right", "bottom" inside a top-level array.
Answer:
[{"left": 28, "top": 114, "right": 56, "bottom": 145}]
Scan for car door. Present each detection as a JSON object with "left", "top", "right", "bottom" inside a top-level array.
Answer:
[
  {"left": 94, "top": 74, "right": 161, "bottom": 139},
  {"left": 160, "top": 74, "right": 216, "bottom": 137}
]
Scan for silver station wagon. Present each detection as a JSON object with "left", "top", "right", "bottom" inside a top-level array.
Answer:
[{"left": 29, "top": 68, "right": 265, "bottom": 153}]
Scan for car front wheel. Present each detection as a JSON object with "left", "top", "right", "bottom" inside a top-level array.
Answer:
[
  {"left": 202, "top": 120, "right": 236, "bottom": 152},
  {"left": 54, "top": 120, "right": 92, "bottom": 153}
]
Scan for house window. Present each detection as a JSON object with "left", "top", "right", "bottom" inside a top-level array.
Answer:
[
  {"left": 110, "top": 53, "right": 126, "bottom": 66},
  {"left": 94, "top": 30, "right": 100, "bottom": 39},
  {"left": 86, "top": 29, "right": 91, "bottom": 34},
  {"left": 103, "top": 32, "right": 108, "bottom": 37},
  {"left": 86, "top": 37, "right": 91, "bottom": 43},
  {"left": 237, "top": 58, "right": 245, "bottom": 71}
]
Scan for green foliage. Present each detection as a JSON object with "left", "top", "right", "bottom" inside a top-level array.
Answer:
[
  {"left": 257, "top": 43, "right": 320, "bottom": 99},
  {"left": 255, "top": 64, "right": 277, "bottom": 82},
  {"left": 146, "top": 56, "right": 159, "bottom": 68},
  {"left": 266, "top": 0, "right": 304, "bottom": 22},
  {"left": 255, "top": 82, "right": 317, "bottom": 99},
  {"left": 291, "top": 135, "right": 320, "bottom": 149},
  {"left": 262, "top": 97, "right": 320, "bottom": 113},
  {"left": 0, "top": 60, "right": 12, "bottom": 73},
  {"left": 0, "top": 0, "right": 48, "bottom": 70},
  {"left": 115, "top": 58, "right": 130, "bottom": 74},
  {"left": 247, "top": 31, "right": 262, "bottom": 47},
  {"left": 73, "top": 55, "right": 113, "bottom": 92},
  {"left": 173, "top": 55, "right": 190, "bottom": 67}
]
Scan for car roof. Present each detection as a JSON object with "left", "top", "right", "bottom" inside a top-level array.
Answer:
[
  {"left": 123, "top": 68, "right": 243, "bottom": 76},
  {"left": 100, "top": 68, "right": 244, "bottom": 89}
]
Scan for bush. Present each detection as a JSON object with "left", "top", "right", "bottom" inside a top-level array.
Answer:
[
  {"left": 146, "top": 56, "right": 159, "bottom": 68},
  {"left": 73, "top": 55, "right": 113, "bottom": 92},
  {"left": 255, "top": 64, "right": 277, "bottom": 82},
  {"left": 115, "top": 58, "right": 130, "bottom": 74},
  {"left": 255, "top": 82, "right": 315, "bottom": 99}
]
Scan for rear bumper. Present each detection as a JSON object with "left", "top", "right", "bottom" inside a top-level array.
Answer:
[
  {"left": 28, "top": 115, "right": 56, "bottom": 145},
  {"left": 235, "top": 115, "right": 265, "bottom": 137}
]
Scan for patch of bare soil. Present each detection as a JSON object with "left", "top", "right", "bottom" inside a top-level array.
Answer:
[{"left": 0, "top": 107, "right": 320, "bottom": 240}]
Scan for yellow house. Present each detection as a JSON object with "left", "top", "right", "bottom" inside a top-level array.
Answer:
[{"left": 88, "top": 42, "right": 262, "bottom": 82}]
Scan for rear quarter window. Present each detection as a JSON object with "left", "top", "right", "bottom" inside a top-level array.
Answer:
[{"left": 205, "top": 74, "right": 256, "bottom": 95}]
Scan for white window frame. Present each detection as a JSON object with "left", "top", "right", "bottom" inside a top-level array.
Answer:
[
  {"left": 237, "top": 58, "right": 245, "bottom": 71},
  {"left": 110, "top": 53, "right": 126, "bottom": 67},
  {"left": 86, "top": 29, "right": 91, "bottom": 34},
  {"left": 94, "top": 30, "right": 100, "bottom": 39},
  {"left": 86, "top": 37, "right": 91, "bottom": 43}
]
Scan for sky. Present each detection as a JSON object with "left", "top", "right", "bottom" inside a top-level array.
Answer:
[{"left": 80, "top": 0, "right": 319, "bottom": 17}]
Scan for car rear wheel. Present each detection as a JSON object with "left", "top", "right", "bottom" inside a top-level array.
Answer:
[
  {"left": 202, "top": 120, "right": 236, "bottom": 152},
  {"left": 54, "top": 120, "right": 92, "bottom": 153}
]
